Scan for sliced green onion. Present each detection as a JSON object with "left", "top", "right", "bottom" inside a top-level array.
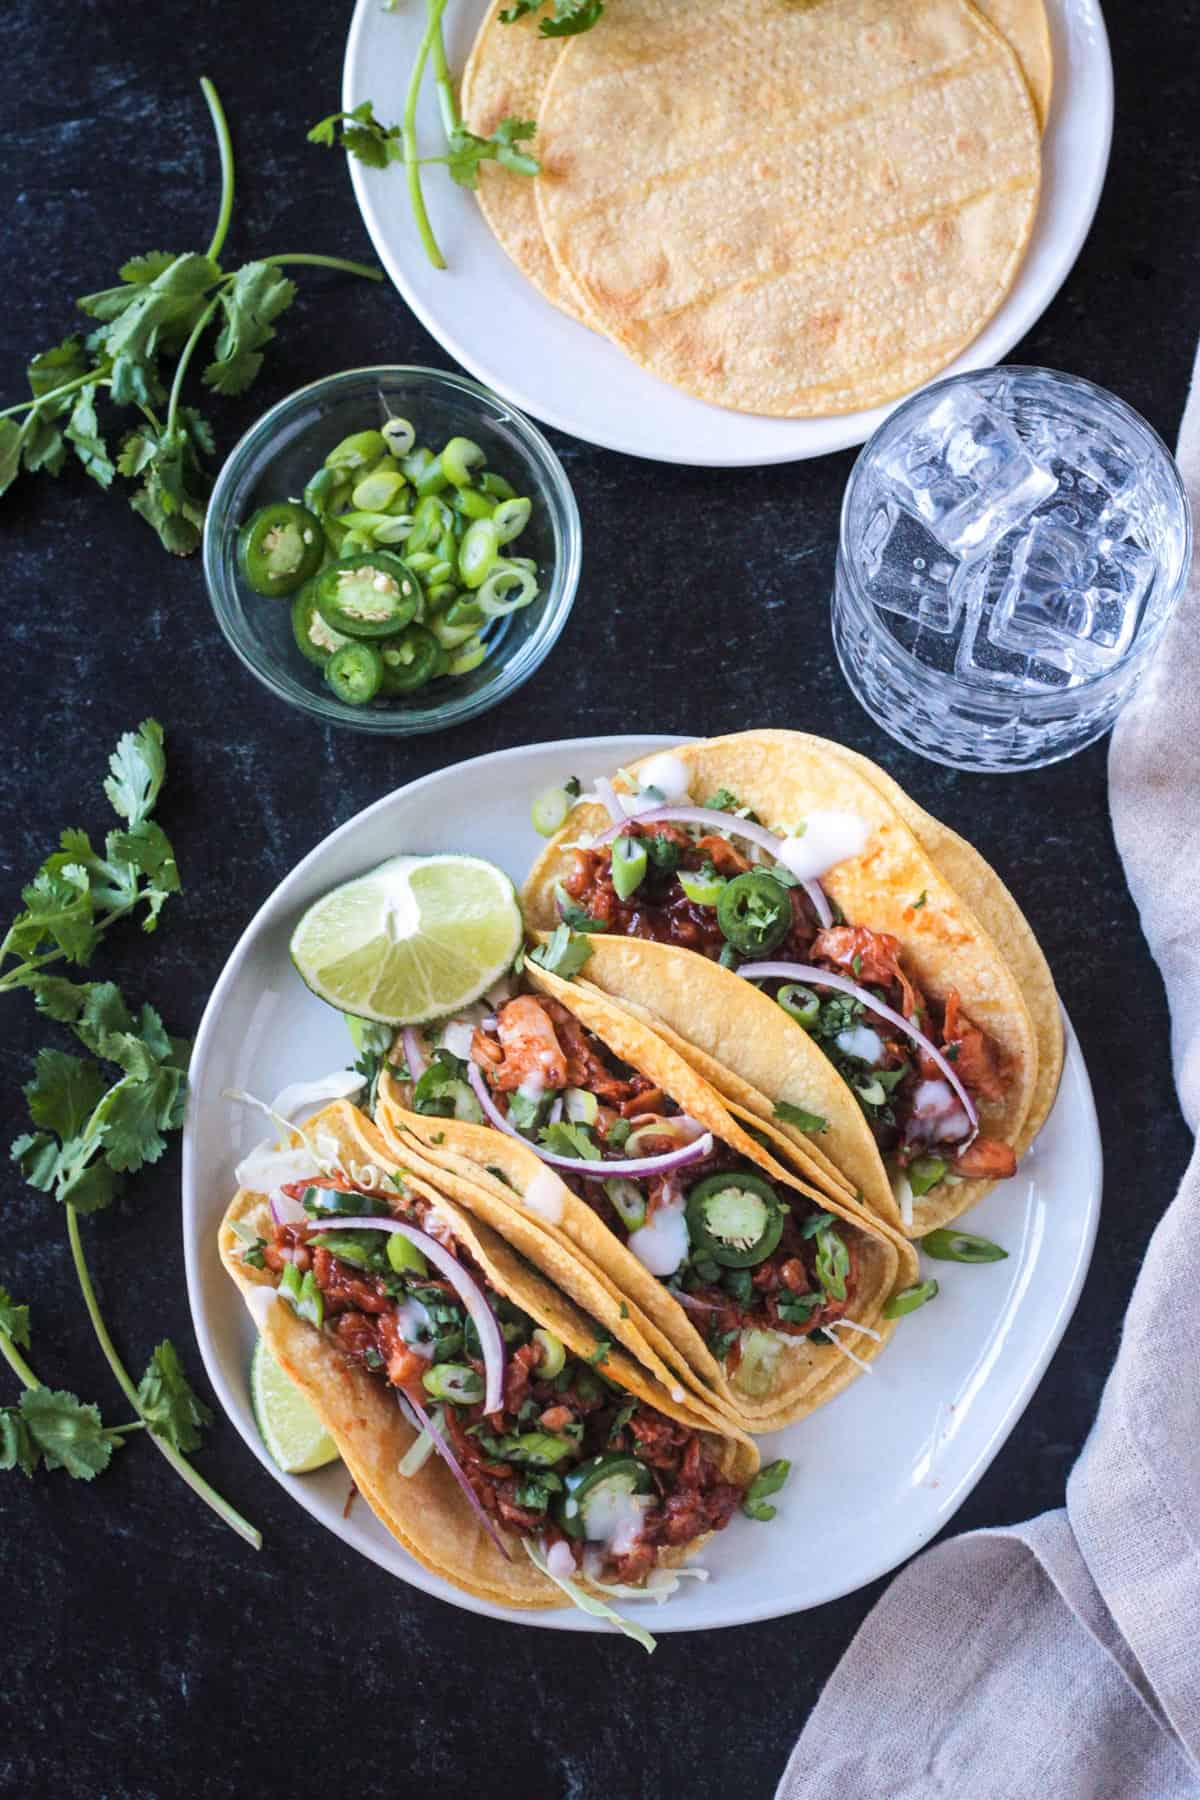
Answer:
[
  {"left": 478, "top": 561, "right": 538, "bottom": 618},
  {"left": 382, "top": 416, "right": 416, "bottom": 458},
  {"left": 531, "top": 784, "right": 574, "bottom": 837},
  {"left": 454, "top": 487, "right": 495, "bottom": 520},
  {"left": 480, "top": 471, "right": 516, "bottom": 499},
  {"left": 442, "top": 436, "right": 486, "bottom": 486},
  {"left": 532, "top": 1328, "right": 566, "bottom": 1378},
  {"left": 777, "top": 984, "right": 820, "bottom": 1028},
  {"left": 920, "top": 1229, "right": 1008, "bottom": 1263},
  {"left": 611, "top": 835, "right": 648, "bottom": 902},
  {"left": 326, "top": 429, "right": 386, "bottom": 471},
  {"left": 883, "top": 1279, "right": 939, "bottom": 1318},
  {"left": 492, "top": 496, "right": 532, "bottom": 544},
  {"left": 564, "top": 1087, "right": 598, "bottom": 1125},
  {"left": 604, "top": 1178, "right": 646, "bottom": 1231},
  {"left": 351, "top": 467, "right": 408, "bottom": 512},
  {"left": 677, "top": 867, "right": 726, "bottom": 907},
  {"left": 448, "top": 636, "right": 487, "bottom": 676},
  {"left": 459, "top": 518, "right": 500, "bottom": 589}
]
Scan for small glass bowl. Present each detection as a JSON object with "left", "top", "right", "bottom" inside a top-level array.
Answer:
[{"left": 203, "top": 366, "right": 581, "bottom": 734}]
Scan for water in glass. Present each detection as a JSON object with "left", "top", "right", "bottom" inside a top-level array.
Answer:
[{"left": 833, "top": 369, "right": 1191, "bottom": 771}]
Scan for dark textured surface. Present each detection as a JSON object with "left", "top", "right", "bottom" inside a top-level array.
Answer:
[{"left": 0, "top": 2, "right": 1197, "bottom": 1795}]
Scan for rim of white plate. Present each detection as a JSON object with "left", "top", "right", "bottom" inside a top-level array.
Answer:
[
  {"left": 340, "top": 0, "right": 1113, "bottom": 466},
  {"left": 183, "top": 736, "right": 1101, "bottom": 1631}
]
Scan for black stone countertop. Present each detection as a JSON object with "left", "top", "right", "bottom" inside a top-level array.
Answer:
[{"left": 1, "top": 3, "right": 1196, "bottom": 1795}]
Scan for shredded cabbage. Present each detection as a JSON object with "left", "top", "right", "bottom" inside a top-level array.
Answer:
[
  {"left": 588, "top": 1566, "right": 709, "bottom": 1607},
  {"left": 270, "top": 1070, "right": 365, "bottom": 1121},
  {"left": 523, "top": 1541, "right": 656, "bottom": 1653}
]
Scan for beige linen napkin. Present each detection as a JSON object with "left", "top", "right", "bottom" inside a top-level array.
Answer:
[{"left": 777, "top": 345, "right": 1200, "bottom": 1800}]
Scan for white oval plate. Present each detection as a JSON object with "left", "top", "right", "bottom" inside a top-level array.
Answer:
[
  {"left": 342, "top": 0, "right": 1113, "bottom": 466},
  {"left": 183, "top": 735, "right": 1101, "bottom": 1633}
]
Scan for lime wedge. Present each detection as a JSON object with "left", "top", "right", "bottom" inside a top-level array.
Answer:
[
  {"left": 290, "top": 852, "right": 522, "bottom": 1025},
  {"left": 251, "top": 1336, "right": 340, "bottom": 1475}
]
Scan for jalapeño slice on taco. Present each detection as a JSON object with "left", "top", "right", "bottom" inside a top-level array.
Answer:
[
  {"left": 220, "top": 1102, "right": 760, "bottom": 1641},
  {"left": 376, "top": 961, "right": 914, "bottom": 1431},
  {"left": 522, "top": 731, "right": 1045, "bottom": 1236}
]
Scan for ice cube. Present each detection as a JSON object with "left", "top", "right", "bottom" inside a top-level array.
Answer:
[
  {"left": 859, "top": 505, "right": 962, "bottom": 633},
  {"left": 951, "top": 538, "right": 1072, "bottom": 692},
  {"left": 988, "top": 515, "right": 1155, "bottom": 675},
  {"left": 877, "top": 387, "right": 1056, "bottom": 561}
]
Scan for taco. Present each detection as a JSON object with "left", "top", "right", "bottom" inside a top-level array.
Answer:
[
  {"left": 374, "top": 962, "right": 916, "bottom": 1432},
  {"left": 220, "top": 1101, "right": 761, "bottom": 1636},
  {"left": 522, "top": 730, "right": 1055, "bottom": 1236}
]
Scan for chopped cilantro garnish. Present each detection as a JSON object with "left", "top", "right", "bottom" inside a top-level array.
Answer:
[
  {"left": 774, "top": 1100, "right": 828, "bottom": 1134},
  {"left": 530, "top": 925, "right": 593, "bottom": 979}
]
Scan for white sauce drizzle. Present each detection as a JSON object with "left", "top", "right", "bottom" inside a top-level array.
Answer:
[
  {"left": 246, "top": 1285, "right": 277, "bottom": 1329},
  {"left": 625, "top": 753, "right": 692, "bottom": 810},
  {"left": 394, "top": 1298, "right": 435, "bottom": 1358},
  {"left": 911, "top": 1079, "right": 971, "bottom": 1142},
  {"left": 835, "top": 1025, "right": 885, "bottom": 1065},
  {"left": 522, "top": 1169, "right": 565, "bottom": 1225},
  {"left": 269, "top": 1069, "right": 365, "bottom": 1122},
  {"left": 438, "top": 1019, "right": 477, "bottom": 1061},
  {"left": 774, "top": 810, "right": 871, "bottom": 882},
  {"left": 583, "top": 1486, "right": 654, "bottom": 1556},
  {"left": 627, "top": 1194, "right": 689, "bottom": 1277},
  {"left": 546, "top": 1539, "right": 576, "bottom": 1578}
]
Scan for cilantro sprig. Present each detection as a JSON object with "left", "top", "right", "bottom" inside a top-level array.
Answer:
[
  {"left": 0, "top": 79, "right": 380, "bottom": 555},
  {"left": 310, "top": 0, "right": 601, "bottom": 271},
  {"left": 6, "top": 975, "right": 257, "bottom": 1540},
  {"left": 0, "top": 721, "right": 180, "bottom": 997}
]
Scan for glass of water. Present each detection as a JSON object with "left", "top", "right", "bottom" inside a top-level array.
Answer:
[{"left": 832, "top": 368, "right": 1192, "bottom": 772}]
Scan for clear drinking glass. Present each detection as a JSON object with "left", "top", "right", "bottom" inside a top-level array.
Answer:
[{"left": 832, "top": 368, "right": 1192, "bottom": 772}]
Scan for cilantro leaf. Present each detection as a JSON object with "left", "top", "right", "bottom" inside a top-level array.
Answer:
[
  {"left": 117, "top": 251, "right": 181, "bottom": 286},
  {"left": 203, "top": 262, "right": 297, "bottom": 397},
  {"left": 136, "top": 1342, "right": 213, "bottom": 1453},
  {"left": 538, "top": 1120, "right": 600, "bottom": 1161},
  {"left": 0, "top": 1286, "right": 31, "bottom": 1351},
  {"left": 0, "top": 1409, "right": 38, "bottom": 1478},
  {"left": 499, "top": 0, "right": 540, "bottom": 16},
  {"left": 18, "top": 1386, "right": 121, "bottom": 1479},
  {"left": 104, "top": 718, "right": 166, "bottom": 824},
  {"left": 9, "top": 863, "right": 97, "bottom": 964},
  {"left": 24, "top": 1048, "right": 106, "bottom": 1142},
  {"left": 27, "top": 336, "right": 91, "bottom": 397},
  {"left": 0, "top": 419, "right": 22, "bottom": 497},
  {"left": 774, "top": 1100, "right": 829, "bottom": 1134},
  {"left": 530, "top": 925, "right": 593, "bottom": 979},
  {"left": 445, "top": 118, "right": 539, "bottom": 189},
  {"left": 308, "top": 101, "right": 403, "bottom": 170},
  {"left": 94, "top": 253, "right": 222, "bottom": 408},
  {"left": 65, "top": 384, "right": 116, "bottom": 489},
  {"left": 742, "top": 1457, "right": 791, "bottom": 1522},
  {"left": 539, "top": 0, "right": 604, "bottom": 35}
]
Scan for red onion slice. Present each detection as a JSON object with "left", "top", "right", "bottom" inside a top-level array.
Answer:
[
  {"left": 318, "top": 1214, "right": 506, "bottom": 1414},
  {"left": 593, "top": 776, "right": 624, "bottom": 824},
  {"left": 736, "top": 961, "right": 979, "bottom": 1145},
  {"left": 673, "top": 1289, "right": 725, "bottom": 1316},
  {"left": 591, "top": 804, "right": 831, "bottom": 928},
  {"left": 269, "top": 1191, "right": 309, "bottom": 1226},
  {"left": 396, "top": 1390, "right": 511, "bottom": 1563},
  {"left": 402, "top": 1026, "right": 429, "bottom": 1083},
  {"left": 466, "top": 1062, "right": 713, "bottom": 1180}
]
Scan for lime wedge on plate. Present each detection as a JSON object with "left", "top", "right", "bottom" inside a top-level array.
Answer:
[
  {"left": 251, "top": 1336, "right": 339, "bottom": 1475},
  {"left": 289, "top": 852, "right": 522, "bottom": 1025}
]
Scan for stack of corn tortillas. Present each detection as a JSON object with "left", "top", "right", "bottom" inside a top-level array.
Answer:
[{"left": 463, "top": 0, "right": 1050, "bottom": 418}]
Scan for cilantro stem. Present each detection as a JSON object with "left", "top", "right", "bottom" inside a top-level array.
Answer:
[
  {"left": 429, "top": 7, "right": 461, "bottom": 139},
  {"left": 109, "top": 1419, "right": 147, "bottom": 1435},
  {"left": 402, "top": 0, "right": 448, "bottom": 270},
  {"left": 65, "top": 1205, "right": 262, "bottom": 1549},
  {"left": 199, "top": 78, "right": 236, "bottom": 266},
  {"left": 0, "top": 1328, "right": 39, "bottom": 1391},
  {"left": 256, "top": 253, "right": 382, "bottom": 280},
  {"left": 166, "top": 296, "right": 221, "bottom": 439},
  {"left": 0, "top": 901, "right": 137, "bottom": 994},
  {"left": 0, "top": 369, "right": 97, "bottom": 422}
]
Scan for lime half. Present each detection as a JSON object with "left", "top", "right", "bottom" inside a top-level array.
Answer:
[
  {"left": 251, "top": 1336, "right": 340, "bottom": 1475},
  {"left": 290, "top": 852, "right": 522, "bottom": 1025}
]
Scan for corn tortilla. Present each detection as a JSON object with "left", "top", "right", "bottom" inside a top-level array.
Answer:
[
  {"left": 523, "top": 730, "right": 1043, "bottom": 1235},
  {"left": 378, "top": 972, "right": 914, "bottom": 1430},
  {"left": 532, "top": 0, "right": 1040, "bottom": 415},
  {"left": 220, "top": 1102, "right": 757, "bottom": 1607}
]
